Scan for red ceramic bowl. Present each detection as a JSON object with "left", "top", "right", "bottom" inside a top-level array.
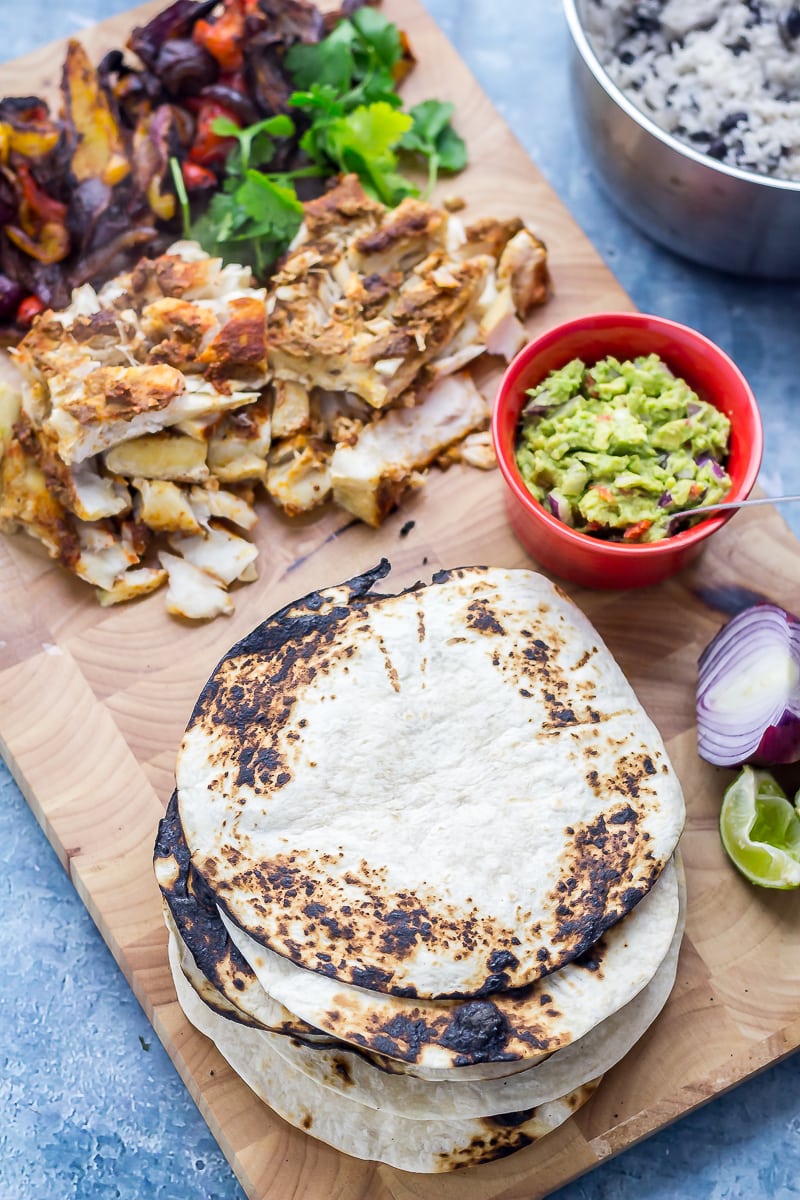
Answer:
[{"left": 492, "top": 311, "right": 763, "bottom": 589}]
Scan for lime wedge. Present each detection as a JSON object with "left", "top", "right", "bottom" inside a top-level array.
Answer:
[{"left": 719, "top": 766, "right": 800, "bottom": 889}]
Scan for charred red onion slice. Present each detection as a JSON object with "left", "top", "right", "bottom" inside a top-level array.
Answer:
[{"left": 697, "top": 604, "right": 800, "bottom": 767}]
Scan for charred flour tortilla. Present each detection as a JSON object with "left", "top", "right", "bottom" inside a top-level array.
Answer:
[
  {"left": 157, "top": 790, "right": 680, "bottom": 1072},
  {"left": 154, "top": 794, "right": 335, "bottom": 1044},
  {"left": 166, "top": 930, "right": 603, "bottom": 1173},
  {"left": 221, "top": 859, "right": 678, "bottom": 1071},
  {"left": 177, "top": 563, "right": 685, "bottom": 999},
  {"left": 165, "top": 857, "right": 684, "bottom": 1120}
]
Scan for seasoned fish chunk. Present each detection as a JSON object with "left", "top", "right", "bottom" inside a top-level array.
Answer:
[
  {"left": 331, "top": 373, "right": 489, "bottom": 526},
  {"left": 266, "top": 175, "right": 550, "bottom": 415}
]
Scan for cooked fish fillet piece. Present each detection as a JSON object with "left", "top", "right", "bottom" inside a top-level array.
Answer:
[
  {"left": 425, "top": 320, "right": 486, "bottom": 379},
  {"left": 15, "top": 414, "right": 131, "bottom": 522},
  {"left": 11, "top": 239, "right": 266, "bottom": 474},
  {"left": 266, "top": 176, "right": 549, "bottom": 415},
  {"left": 497, "top": 227, "right": 551, "bottom": 313},
  {"left": 330, "top": 372, "right": 489, "bottom": 526},
  {"left": 73, "top": 520, "right": 140, "bottom": 590},
  {"left": 0, "top": 380, "right": 22, "bottom": 454},
  {"left": 122, "top": 242, "right": 256, "bottom": 304},
  {"left": 206, "top": 396, "right": 271, "bottom": 484},
  {"left": 289, "top": 172, "right": 385, "bottom": 248},
  {"left": 197, "top": 295, "right": 269, "bottom": 391},
  {"left": 65, "top": 460, "right": 131, "bottom": 521},
  {"left": 159, "top": 551, "right": 233, "bottom": 620},
  {"left": 168, "top": 521, "right": 258, "bottom": 587},
  {"left": 189, "top": 484, "right": 258, "bottom": 531},
  {"left": 0, "top": 437, "right": 79, "bottom": 564},
  {"left": 97, "top": 565, "right": 168, "bottom": 606},
  {"left": 265, "top": 434, "right": 332, "bottom": 516},
  {"left": 104, "top": 433, "right": 209, "bottom": 483},
  {"left": 455, "top": 215, "right": 526, "bottom": 261},
  {"left": 140, "top": 296, "right": 221, "bottom": 370},
  {"left": 479, "top": 284, "right": 528, "bottom": 361},
  {"left": 133, "top": 479, "right": 203, "bottom": 535},
  {"left": 43, "top": 365, "right": 260, "bottom": 466},
  {"left": 347, "top": 196, "right": 448, "bottom": 275},
  {"left": 271, "top": 379, "right": 310, "bottom": 439},
  {"left": 268, "top": 246, "right": 492, "bottom": 410}
]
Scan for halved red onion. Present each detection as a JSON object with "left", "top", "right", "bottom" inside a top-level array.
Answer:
[{"left": 697, "top": 604, "right": 800, "bottom": 767}]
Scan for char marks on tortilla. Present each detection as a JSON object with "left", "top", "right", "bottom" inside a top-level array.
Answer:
[
  {"left": 158, "top": 788, "right": 680, "bottom": 1071},
  {"left": 176, "top": 564, "right": 685, "bottom": 999}
]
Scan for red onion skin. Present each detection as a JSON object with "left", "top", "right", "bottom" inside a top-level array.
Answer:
[
  {"left": 697, "top": 602, "right": 800, "bottom": 768},
  {"left": 751, "top": 718, "right": 800, "bottom": 767}
]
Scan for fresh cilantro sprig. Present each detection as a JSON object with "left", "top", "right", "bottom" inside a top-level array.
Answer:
[
  {"left": 286, "top": 8, "right": 467, "bottom": 204},
  {"left": 400, "top": 100, "right": 469, "bottom": 195},
  {"left": 176, "top": 115, "right": 307, "bottom": 275},
  {"left": 170, "top": 11, "right": 468, "bottom": 274}
]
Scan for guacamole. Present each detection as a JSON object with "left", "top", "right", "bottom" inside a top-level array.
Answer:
[{"left": 514, "top": 354, "right": 732, "bottom": 542}]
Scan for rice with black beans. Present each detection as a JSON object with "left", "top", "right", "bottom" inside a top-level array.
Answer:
[{"left": 582, "top": 0, "right": 800, "bottom": 180}]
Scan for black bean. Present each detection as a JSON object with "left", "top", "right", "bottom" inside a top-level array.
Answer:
[
  {"left": 745, "top": 0, "right": 762, "bottom": 26},
  {"left": 707, "top": 139, "right": 728, "bottom": 160},
  {"left": 689, "top": 130, "right": 712, "bottom": 143},
  {"left": 627, "top": 0, "right": 662, "bottom": 35},
  {"left": 727, "top": 36, "right": 751, "bottom": 55},
  {"left": 719, "top": 111, "right": 748, "bottom": 134},
  {"left": 779, "top": 8, "right": 800, "bottom": 47}
]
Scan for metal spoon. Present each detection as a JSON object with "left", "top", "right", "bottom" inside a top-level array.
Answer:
[{"left": 668, "top": 493, "right": 800, "bottom": 532}]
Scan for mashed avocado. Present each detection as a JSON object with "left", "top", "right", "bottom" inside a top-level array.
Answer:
[{"left": 515, "top": 354, "right": 732, "bottom": 542}]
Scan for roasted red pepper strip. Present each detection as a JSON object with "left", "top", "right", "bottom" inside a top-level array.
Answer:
[
  {"left": 5, "top": 164, "right": 70, "bottom": 264},
  {"left": 193, "top": 1, "right": 247, "bottom": 74},
  {"left": 16, "top": 163, "right": 67, "bottom": 224},
  {"left": 188, "top": 101, "right": 241, "bottom": 167}
]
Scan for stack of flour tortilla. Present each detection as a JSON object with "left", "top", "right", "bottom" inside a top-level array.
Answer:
[{"left": 155, "top": 561, "right": 686, "bottom": 1172}]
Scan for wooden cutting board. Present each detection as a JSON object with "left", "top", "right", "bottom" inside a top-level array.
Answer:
[{"left": 1, "top": 3, "right": 799, "bottom": 1197}]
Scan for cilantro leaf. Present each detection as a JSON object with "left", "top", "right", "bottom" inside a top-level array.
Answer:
[
  {"left": 350, "top": 8, "right": 403, "bottom": 74},
  {"left": 237, "top": 171, "right": 304, "bottom": 238},
  {"left": 191, "top": 155, "right": 303, "bottom": 275},
  {"left": 284, "top": 22, "right": 356, "bottom": 92},
  {"left": 212, "top": 114, "right": 295, "bottom": 174},
  {"left": 320, "top": 102, "right": 415, "bottom": 205},
  {"left": 400, "top": 99, "right": 468, "bottom": 195}
]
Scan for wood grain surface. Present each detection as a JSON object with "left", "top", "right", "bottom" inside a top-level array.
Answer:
[{"left": 1, "top": 3, "right": 798, "bottom": 1198}]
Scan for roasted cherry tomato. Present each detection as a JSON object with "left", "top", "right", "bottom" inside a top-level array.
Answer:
[
  {"left": 181, "top": 160, "right": 218, "bottom": 191},
  {"left": 16, "top": 294, "right": 45, "bottom": 325}
]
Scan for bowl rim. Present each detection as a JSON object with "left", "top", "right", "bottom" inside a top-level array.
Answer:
[
  {"left": 562, "top": 0, "right": 800, "bottom": 196},
  {"left": 491, "top": 310, "right": 765, "bottom": 560}
]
